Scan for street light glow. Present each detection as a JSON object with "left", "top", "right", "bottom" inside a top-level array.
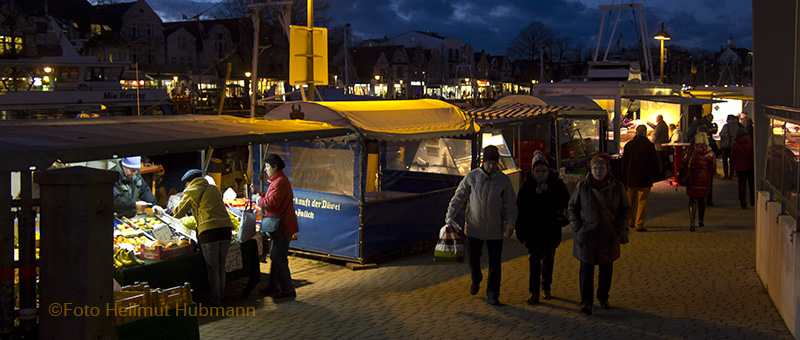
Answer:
[
  {"left": 653, "top": 22, "right": 671, "bottom": 83},
  {"left": 653, "top": 22, "right": 671, "bottom": 40}
]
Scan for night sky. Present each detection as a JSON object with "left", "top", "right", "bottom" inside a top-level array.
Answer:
[{"left": 148, "top": 0, "right": 753, "bottom": 55}]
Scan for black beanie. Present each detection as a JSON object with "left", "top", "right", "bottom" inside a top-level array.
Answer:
[
  {"left": 483, "top": 145, "right": 500, "bottom": 163},
  {"left": 181, "top": 169, "right": 203, "bottom": 183}
]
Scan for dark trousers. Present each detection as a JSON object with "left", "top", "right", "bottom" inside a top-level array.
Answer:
[
  {"left": 721, "top": 148, "right": 732, "bottom": 177},
  {"left": 528, "top": 247, "right": 556, "bottom": 294},
  {"left": 737, "top": 168, "right": 755, "bottom": 208},
  {"left": 706, "top": 176, "right": 714, "bottom": 205},
  {"left": 467, "top": 237, "right": 503, "bottom": 300},
  {"left": 579, "top": 262, "right": 613, "bottom": 306},
  {"left": 268, "top": 234, "right": 295, "bottom": 293}
]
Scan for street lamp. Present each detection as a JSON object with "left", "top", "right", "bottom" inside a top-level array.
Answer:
[{"left": 653, "top": 22, "right": 671, "bottom": 83}]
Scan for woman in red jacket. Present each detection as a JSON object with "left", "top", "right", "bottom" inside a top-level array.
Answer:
[
  {"left": 730, "top": 128, "right": 754, "bottom": 209},
  {"left": 684, "top": 127, "right": 716, "bottom": 231},
  {"left": 252, "top": 154, "right": 299, "bottom": 299}
]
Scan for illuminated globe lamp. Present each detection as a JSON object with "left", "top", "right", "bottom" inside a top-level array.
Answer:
[{"left": 653, "top": 22, "right": 671, "bottom": 83}]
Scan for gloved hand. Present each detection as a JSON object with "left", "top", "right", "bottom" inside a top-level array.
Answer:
[
  {"left": 445, "top": 217, "right": 463, "bottom": 236},
  {"left": 152, "top": 205, "right": 166, "bottom": 217},
  {"left": 135, "top": 201, "right": 151, "bottom": 212}
]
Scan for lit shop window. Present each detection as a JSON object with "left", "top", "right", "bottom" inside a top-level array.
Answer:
[{"left": 0, "top": 36, "right": 23, "bottom": 56}]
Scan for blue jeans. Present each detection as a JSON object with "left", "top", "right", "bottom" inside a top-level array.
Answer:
[
  {"left": 466, "top": 237, "right": 503, "bottom": 300},
  {"left": 200, "top": 240, "right": 231, "bottom": 305},
  {"left": 269, "top": 234, "right": 295, "bottom": 293}
]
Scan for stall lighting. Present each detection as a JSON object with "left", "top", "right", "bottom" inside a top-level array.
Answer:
[
  {"left": 43, "top": 66, "right": 52, "bottom": 73},
  {"left": 139, "top": 80, "right": 145, "bottom": 86},
  {"left": 173, "top": 76, "right": 178, "bottom": 82},
  {"left": 42, "top": 76, "right": 50, "bottom": 82},
  {"left": 245, "top": 71, "right": 251, "bottom": 78}
]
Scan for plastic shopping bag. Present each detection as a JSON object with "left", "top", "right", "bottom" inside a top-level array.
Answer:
[{"left": 434, "top": 225, "right": 464, "bottom": 262}]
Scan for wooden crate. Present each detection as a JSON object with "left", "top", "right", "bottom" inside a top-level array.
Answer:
[
  {"left": 139, "top": 243, "right": 194, "bottom": 260},
  {"left": 153, "top": 282, "right": 193, "bottom": 310},
  {"left": 113, "top": 291, "right": 149, "bottom": 326}
]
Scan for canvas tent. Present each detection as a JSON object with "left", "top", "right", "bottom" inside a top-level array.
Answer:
[{"left": 262, "top": 99, "right": 478, "bottom": 262}]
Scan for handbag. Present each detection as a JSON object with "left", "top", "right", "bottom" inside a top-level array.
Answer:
[
  {"left": 261, "top": 198, "right": 289, "bottom": 239},
  {"left": 261, "top": 216, "right": 283, "bottom": 238},
  {"left": 678, "top": 151, "right": 694, "bottom": 186}
]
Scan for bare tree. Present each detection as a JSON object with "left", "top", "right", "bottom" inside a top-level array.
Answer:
[{"left": 506, "top": 21, "right": 553, "bottom": 61}]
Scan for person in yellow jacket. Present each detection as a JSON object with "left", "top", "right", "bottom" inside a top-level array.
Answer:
[{"left": 158, "top": 169, "right": 233, "bottom": 306}]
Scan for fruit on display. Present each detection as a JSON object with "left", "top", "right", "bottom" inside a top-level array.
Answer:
[
  {"left": 180, "top": 216, "right": 197, "bottom": 229},
  {"left": 113, "top": 249, "right": 142, "bottom": 268}
]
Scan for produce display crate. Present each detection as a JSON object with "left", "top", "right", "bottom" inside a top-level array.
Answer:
[
  {"left": 152, "top": 282, "right": 193, "bottom": 310},
  {"left": 138, "top": 243, "right": 195, "bottom": 260},
  {"left": 120, "top": 282, "right": 155, "bottom": 308},
  {"left": 113, "top": 291, "right": 150, "bottom": 326}
]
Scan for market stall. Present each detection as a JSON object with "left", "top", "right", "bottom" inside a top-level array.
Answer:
[
  {"left": 0, "top": 115, "right": 351, "bottom": 338},
  {"left": 262, "top": 99, "right": 478, "bottom": 263},
  {"left": 464, "top": 95, "right": 608, "bottom": 178}
]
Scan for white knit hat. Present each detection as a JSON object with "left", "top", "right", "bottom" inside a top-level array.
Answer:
[{"left": 121, "top": 156, "right": 141, "bottom": 169}]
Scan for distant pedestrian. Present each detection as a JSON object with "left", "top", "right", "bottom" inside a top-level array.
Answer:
[
  {"left": 669, "top": 124, "right": 683, "bottom": 144},
  {"left": 730, "top": 128, "right": 754, "bottom": 209},
  {"left": 446, "top": 145, "right": 518, "bottom": 306},
  {"left": 568, "top": 154, "right": 630, "bottom": 316},
  {"left": 684, "top": 129, "right": 716, "bottom": 231},
  {"left": 515, "top": 151, "right": 570, "bottom": 305},
  {"left": 622, "top": 125, "right": 660, "bottom": 232},
  {"left": 719, "top": 115, "right": 744, "bottom": 179},
  {"left": 651, "top": 115, "right": 670, "bottom": 179}
]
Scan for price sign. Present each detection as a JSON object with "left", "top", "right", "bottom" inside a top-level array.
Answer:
[{"left": 152, "top": 224, "right": 172, "bottom": 244}]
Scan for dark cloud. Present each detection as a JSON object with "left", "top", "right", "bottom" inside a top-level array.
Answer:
[{"left": 145, "top": 0, "right": 752, "bottom": 54}]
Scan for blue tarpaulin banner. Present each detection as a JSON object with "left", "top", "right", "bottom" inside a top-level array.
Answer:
[{"left": 290, "top": 189, "right": 361, "bottom": 259}]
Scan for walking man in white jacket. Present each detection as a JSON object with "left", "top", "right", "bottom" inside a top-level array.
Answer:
[{"left": 446, "top": 145, "right": 518, "bottom": 305}]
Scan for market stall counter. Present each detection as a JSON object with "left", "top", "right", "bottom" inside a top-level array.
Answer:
[{"left": 114, "top": 238, "right": 261, "bottom": 299}]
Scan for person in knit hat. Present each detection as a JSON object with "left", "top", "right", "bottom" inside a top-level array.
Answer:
[
  {"left": 446, "top": 145, "right": 517, "bottom": 305},
  {"left": 568, "top": 154, "right": 630, "bottom": 315},
  {"left": 515, "top": 150, "right": 570, "bottom": 304},
  {"left": 112, "top": 156, "right": 157, "bottom": 218}
]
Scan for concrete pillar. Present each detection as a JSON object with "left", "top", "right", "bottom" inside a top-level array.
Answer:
[{"left": 35, "top": 167, "right": 117, "bottom": 339}]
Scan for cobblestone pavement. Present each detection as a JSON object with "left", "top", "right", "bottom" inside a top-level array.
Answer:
[{"left": 199, "top": 176, "right": 794, "bottom": 339}]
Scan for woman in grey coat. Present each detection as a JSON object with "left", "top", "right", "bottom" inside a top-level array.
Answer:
[{"left": 568, "top": 154, "right": 630, "bottom": 316}]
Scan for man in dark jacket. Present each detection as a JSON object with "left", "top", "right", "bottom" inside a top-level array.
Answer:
[
  {"left": 651, "top": 115, "right": 670, "bottom": 178},
  {"left": 622, "top": 125, "right": 660, "bottom": 232},
  {"left": 112, "top": 156, "right": 157, "bottom": 218}
]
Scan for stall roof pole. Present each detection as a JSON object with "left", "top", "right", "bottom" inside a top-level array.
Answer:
[
  {"left": 17, "top": 171, "right": 35, "bottom": 335},
  {"left": 0, "top": 171, "right": 12, "bottom": 337}
]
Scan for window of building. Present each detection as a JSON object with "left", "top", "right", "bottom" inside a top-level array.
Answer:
[
  {"left": 0, "top": 36, "right": 23, "bottom": 56},
  {"left": 409, "top": 36, "right": 415, "bottom": 43}
]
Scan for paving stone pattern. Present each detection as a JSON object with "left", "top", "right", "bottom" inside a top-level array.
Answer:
[{"left": 199, "top": 175, "right": 794, "bottom": 339}]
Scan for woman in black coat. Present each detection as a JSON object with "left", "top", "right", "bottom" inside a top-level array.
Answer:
[{"left": 516, "top": 152, "right": 570, "bottom": 305}]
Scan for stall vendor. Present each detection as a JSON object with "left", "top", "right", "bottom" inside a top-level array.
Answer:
[{"left": 113, "top": 156, "right": 157, "bottom": 218}]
